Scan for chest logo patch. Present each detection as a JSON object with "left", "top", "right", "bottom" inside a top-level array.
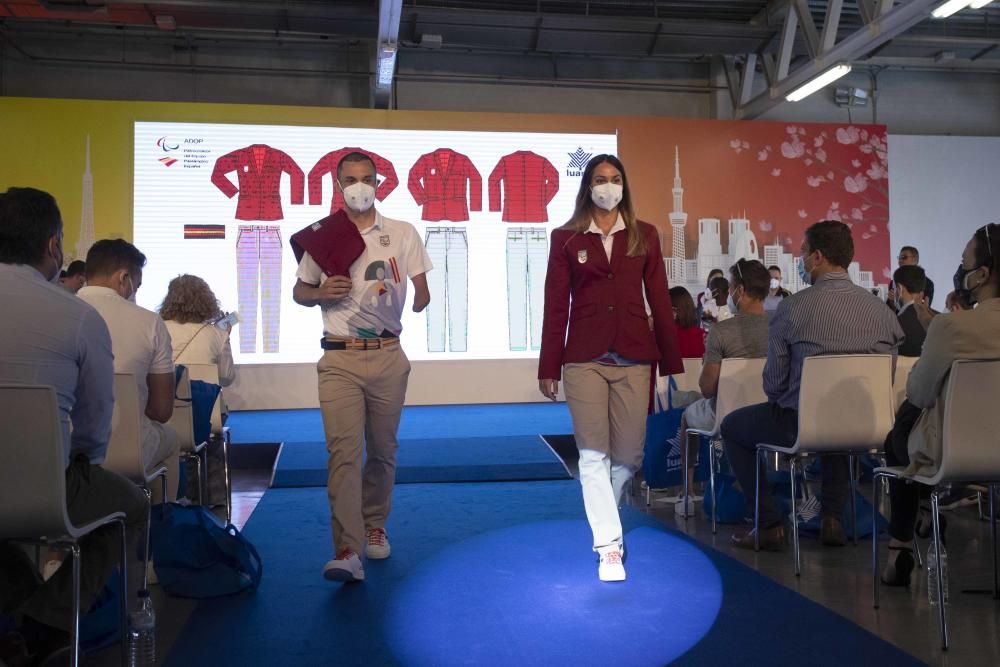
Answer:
[
  {"left": 379, "top": 234, "right": 390, "bottom": 247},
  {"left": 578, "top": 250, "right": 588, "bottom": 264}
]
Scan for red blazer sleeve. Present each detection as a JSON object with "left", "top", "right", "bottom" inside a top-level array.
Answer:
[
  {"left": 370, "top": 151, "right": 399, "bottom": 201},
  {"left": 542, "top": 158, "right": 559, "bottom": 206},
  {"left": 642, "top": 223, "right": 683, "bottom": 376},
  {"left": 465, "top": 156, "right": 483, "bottom": 213},
  {"left": 488, "top": 158, "right": 505, "bottom": 213},
  {"left": 281, "top": 151, "right": 305, "bottom": 205},
  {"left": 408, "top": 156, "right": 427, "bottom": 206},
  {"left": 538, "top": 229, "right": 572, "bottom": 381},
  {"left": 211, "top": 150, "right": 241, "bottom": 199},
  {"left": 308, "top": 154, "right": 337, "bottom": 206}
]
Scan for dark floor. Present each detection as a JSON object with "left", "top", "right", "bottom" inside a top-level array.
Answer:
[{"left": 90, "top": 460, "right": 999, "bottom": 667}]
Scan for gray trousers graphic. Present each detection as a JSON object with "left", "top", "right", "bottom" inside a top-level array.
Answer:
[
  {"left": 236, "top": 225, "right": 282, "bottom": 354},
  {"left": 424, "top": 227, "right": 468, "bottom": 353},
  {"left": 506, "top": 226, "right": 548, "bottom": 351}
]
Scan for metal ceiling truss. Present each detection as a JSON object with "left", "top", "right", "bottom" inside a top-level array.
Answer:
[{"left": 731, "top": 0, "right": 942, "bottom": 119}]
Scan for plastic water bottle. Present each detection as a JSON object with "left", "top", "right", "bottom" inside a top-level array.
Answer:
[
  {"left": 128, "top": 590, "right": 156, "bottom": 666},
  {"left": 927, "top": 544, "right": 949, "bottom": 606}
]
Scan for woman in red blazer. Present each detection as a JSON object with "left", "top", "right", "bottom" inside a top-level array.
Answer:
[{"left": 538, "top": 154, "right": 682, "bottom": 582}]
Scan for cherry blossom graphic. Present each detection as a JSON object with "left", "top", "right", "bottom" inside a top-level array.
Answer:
[
  {"left": 771, "top": 168, "right": 782, "bottom": 177},
  {"left": 759, "top": 220, "right": 774, "bottom": 232},
  {"left": 798, "top": 209, "right": 808, "bottom": 218}
]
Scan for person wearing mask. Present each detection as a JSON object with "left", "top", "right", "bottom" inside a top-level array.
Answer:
[
  {"left": 538, "top": 154, "right": 682, "bottom": 582},
  {"left": 159, "top": 274, "right": 236, "bottom": 388},
  {"left": 293, "top": 152, "right": 431, "bottom": 583},
  {"left": 701, "top": 275, "right": 733, "bottom": 333},
  {"left": 881, "top": 223, "right": 1000, "bottom": 585},
  {"left": 889, "top": 245, "right": 935, "bottom": 309},
  {"left": 79, "top": 239, "right": 180, "bottom": 502},
  {"left": 0, "top": 188, "right": 146, "bottom": 665},
  {"left": 58, "top": 259, "right": 86, "bottom": 293},
  {"left": 945, "top": 290, "right": 972, "bottom": 313},
  {"left": 893, "top": 265, "right": 933, "bottom": 357},
  {"left": 696, "top": 269, "right": 724, "bottom": 322},
  {"left": 669, "top": 286, "right": 705, "bottom": 359},
  {"left": 721, "top": 220, "right": 903, "bottom": 550},
  {"left": 673, "top": 259, "right": 772, "bottom": 516},
  {"left": 764, "top": 265, "right": 791, "bottom": 312}
]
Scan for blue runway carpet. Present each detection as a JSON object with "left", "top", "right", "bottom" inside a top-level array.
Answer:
[{"left": 165, "top": 481, "right": 924, "bottom": 667}]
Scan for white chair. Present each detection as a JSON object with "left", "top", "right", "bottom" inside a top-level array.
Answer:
[
  {"left": 672, "top": 357, "right": 704, "bottom": 394},
  {"left": 182, "top": 363, "right": 233, "bottom": 522},
  {"left": 168, "top": 366, "right": 208, "bottom": 504},
  {"left": 872, "top": 359, "right": 1000, "bottom": 650},
  {"left": 683, "top": 357, "right": 768, "bottom": 533},
  {"left": 893, "top": 355, "right": 919, "bottom": 411},
  {"left": 105, "top": 373, "right": 167, "bottom": 591},
  {"left": 756, "top": 354, "right": 895, "bottom": 576},
  {"left": 0, "top": 385, "right": 128, "bottom": 667}
]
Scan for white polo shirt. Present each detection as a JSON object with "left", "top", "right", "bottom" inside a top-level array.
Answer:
[
  {"left": 78, "top": 286, "right": 175, "bottom": 413},
  {"left": 296, "top": 211, "right": 432, "bottom": 338}
]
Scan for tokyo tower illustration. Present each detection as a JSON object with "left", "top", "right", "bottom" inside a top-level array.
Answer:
[{"left": 75, "top": 135, "right": 95, "bottom": 262}]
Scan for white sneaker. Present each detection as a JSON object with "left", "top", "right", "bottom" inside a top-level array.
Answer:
[
  {"left": 323, "top": 550, "right": 365, "bottom": 582},
  {"left": 42, "top": 559, "right": 62, "bottom": 581},
  {"left": 365, "top": 527, "right": 391, "bottom": 560},
  {"left": 598, "top": 548, "right": 626, "bottom": 582}
]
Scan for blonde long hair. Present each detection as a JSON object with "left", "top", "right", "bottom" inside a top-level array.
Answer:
[{"left": 562, "top": 154, "right": 646, "bottom": 257}]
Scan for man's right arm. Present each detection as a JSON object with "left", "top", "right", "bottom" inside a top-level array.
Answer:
[{"left": 70, "top": 309, "right": 115, "bottom": 464}]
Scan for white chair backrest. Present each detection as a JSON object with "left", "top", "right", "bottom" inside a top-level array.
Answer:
[
  {"left": 169, "top": 366, "right": 197, "bottom": 453},
  {"left": 712, "top": 358, "right": 768, "bottom": 434},
  {"left": 672, "top": 357, "right": 704, "bottom": 393},
  {"left": 796, "top": 354, "right": 894, "bottom": 452},
  {"left": 936, "top": 359, "right": 1000, "bottom": 484},
  {"left": 0, "top": 385, "right": 73, "bottom": 539},
  {"left": 105, "top": 373, "right": 145, "bottom": 481},
  {"left": 184, "top": 363, "right": 224, "bottom": 435},
  {"left": 893, "top": 355, "right": 919, "bottom": 411}
]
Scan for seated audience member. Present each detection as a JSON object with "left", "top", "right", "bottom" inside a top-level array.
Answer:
[
  {"left": 890, "top": 245, "right": 935, "bottom": 309},
  {"left": 58, "top": 259, "right": 86, "bottom": 293},
  {"left": 0, "top": 187, "right": 145, "bottom": 664},
  {"left": 673, "top": 259, "right": 771, "bottom": 515},
  {"left": 669, "top": 286, "right": 705, "bottom": 359},
  {"left": 160, "top": 274, "right": 236, "bottom": 387},
  {"left": 764, "top": 264, "right": 791, "bottom": 312},
  {"left": 945, "top": 289, "right": 972, "bottom": 313},
  {"left": 881, "top": 223, "right": 1000, "bottom": 585},
  {"left": 696, "top": 269, "right": 724, "bottom": 321},
  {"left": 721, "top": 220, "right": 903, "bottom": 550},
  {"left": 701, "top": 275, "right": 733, "bottom": 332},
  {"left": 79, "top": 240, "right": 180, "bottom": 502},
  {"left": 893, "top": 265, "right": 934, "bottom": 357}
]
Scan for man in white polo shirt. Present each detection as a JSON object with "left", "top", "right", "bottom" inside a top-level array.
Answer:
[
  {"left": 293, "top": 152, "right": 432, "bottom": 583},
  {"left": 79, "top": 239, "right": 180, "bottom": 502}
]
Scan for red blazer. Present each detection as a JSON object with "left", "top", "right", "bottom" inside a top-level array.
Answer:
[
  {"left": 488, "top": 151, "right": 559, "bottom": 223},
  {"left": 538, "top": 221, "right": 683, "bottom": 380},
  {"left": 308, "top": 147, "right": 398, "bottom": 213},
  {"left": 211, "top": 144, "right": 304, "bottom": 221},
  {"left": 407, "top": 149, "right": 482, "bottom": 222}
]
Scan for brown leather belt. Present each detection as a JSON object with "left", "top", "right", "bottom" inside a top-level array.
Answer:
[{"left": 321, "top": 336, "right": 400, "bottom": 351}]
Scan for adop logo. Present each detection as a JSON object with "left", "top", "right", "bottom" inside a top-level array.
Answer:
[
  {"left": 155, "top": 136, "right": 204, "bottom": 167},
  {"left": 566, "top": 147, "right": 593, "bottom": 177}
]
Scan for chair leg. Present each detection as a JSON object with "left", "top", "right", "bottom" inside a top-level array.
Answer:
[
  {"left": 117, "top": 519, "right": 129, "bottom": 667},
  {"left": 682, "top": 431, "right": 690, "bottom": 521},
  {"left": 754, "top": 448, "right": 762, "bottom": 552},
  {"left": 991, "top": 483, "right": 999, "bottom": 600},
  {"left": 195, "top": 453, "right": 204, "bottom": 506},
  {"left": 646, "top": 480, "right": 650, "bottom": 507},
  {"left": 790, "top": 457, "right": 800, "bottom": 576},
  {"left": 69, "top": 543, "right": 81, "bottom": 667},
  {"left": 931, "top": 491, "right": 949, "bottom": 650},
  {"left": 872, "top": 473, "right": 881, "bottom": 609},
  {"left": 849, "top": 455, "right": 858, "bottom": 546},
  {"left": 710, "top": 441, "right": 718, "bottom": 535},
  {"left": 142, "top": 488, "right": 152, "bottom": 592},
  {"left": 221, "top": 434, "right": 232, "bottom": 523}
]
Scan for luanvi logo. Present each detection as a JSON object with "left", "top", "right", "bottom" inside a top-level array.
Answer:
[{"left": 566, "top": 148, "right": 592, "bottom": 177}]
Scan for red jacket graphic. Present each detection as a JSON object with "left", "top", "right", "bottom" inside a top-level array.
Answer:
[
  {"left": 407, "top": 149, "right": 482, "bottom": 222},
  {"left": 538, "top": 222, "right": 683, "bottom": 381},
  {"left": 488, "top": 151, "right": 559, "bottom": 223},
  {"left": 211, "top": 144, "right": 304, "bottom": 221},
  {"left": 308, "top": 147, "right": 398, "bottom": 213}
]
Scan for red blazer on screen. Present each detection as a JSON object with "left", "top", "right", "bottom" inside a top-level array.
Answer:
[
  {"left": 407, "top": 149, "right": 482, "bottom": 222},
  {"left": 488, "top": 151, "right": 559, "bottom": 223},
  {"left": 538, "top": 221, "right": 683, "bottom": 381},
  {"left": 308, "top": 147, "right": 399, "bottom": 213},
  {"left": 211, "top": 144, "right": 304, "bottom": 221}
]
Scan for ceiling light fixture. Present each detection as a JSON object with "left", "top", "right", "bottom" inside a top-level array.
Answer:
[{"left": 786, "top": 64, "right": 852, "bottom": 102}]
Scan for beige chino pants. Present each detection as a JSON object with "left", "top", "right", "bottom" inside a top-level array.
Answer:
[
  {"left": 563, "top": 362, "right": 650, "bottom": 552},
  {"left": 317, "top": 345, "right": 410, "bottom": 555}
]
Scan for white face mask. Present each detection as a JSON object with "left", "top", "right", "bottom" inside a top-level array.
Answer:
[
  {"left": 590, "top": 183, "right": 623, "bottom": 211},
  {"left": 770, "top": 278, "right": 781, "bottom": 290},
  {"left": 340, "top": 182, "right": 376, "bottom": 213}
]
